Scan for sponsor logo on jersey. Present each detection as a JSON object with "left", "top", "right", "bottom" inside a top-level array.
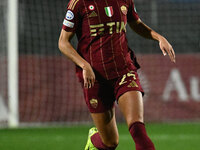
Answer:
[
  {"left": 90, "top": 21, "right": 126, "bottom": 36},
  {"left": 90, "top": 99, "right": 98, "bottom": 108},
  {"left": 89, "top": 11, "right": 98, "bottom": 18},
  {"left": 88, "top": 5, "right": 95, "bottom": 11},
  {"left": 66, "top": 10, "right": 74, "bottom": 20},
  {"left": 104, "top": 6, "right": 113, "bottom": 17},
  {"left": 63, "top": 19, "right": 74, "bottom": 28},
  {"left": 121, "top": 5, "right": 127, "bottom": 15}
]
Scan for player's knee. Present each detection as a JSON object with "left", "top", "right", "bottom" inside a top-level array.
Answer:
[{"left": 102, "top": 137, "right": 119, "bottom": 148}]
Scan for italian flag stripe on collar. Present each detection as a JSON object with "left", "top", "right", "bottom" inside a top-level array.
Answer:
[{"left": 105, "top": 6, "right": 113, "bottom": 17}]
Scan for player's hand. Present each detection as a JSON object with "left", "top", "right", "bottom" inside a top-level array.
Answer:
[
  {"left": 82, "top": 63, "right": 95, "bottom": 89},
  {"left": 158, "top": 36, "right": 176, "bottom": 63}
]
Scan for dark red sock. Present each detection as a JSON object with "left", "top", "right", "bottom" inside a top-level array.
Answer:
[
  {"left": 129, "top": 122, "right": 155, "bottom": 150},
  {"left": 91, "top": 133, "right": 117, "bottom": 150}
]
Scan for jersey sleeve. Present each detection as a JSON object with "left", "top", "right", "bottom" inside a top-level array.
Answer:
[
  {"left": 62, "top": 0, "right": 80, "bottom": 32},
  {"left": 127, "top": 0, "right": 139, "bottom": 22}
]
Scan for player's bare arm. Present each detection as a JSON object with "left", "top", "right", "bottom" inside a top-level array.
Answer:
[
  {"left": 128, "top": 19, "right": 176, "bottom": 63},
  {"left": 58, "top": 29, "right": 95, "bottom": 88}
]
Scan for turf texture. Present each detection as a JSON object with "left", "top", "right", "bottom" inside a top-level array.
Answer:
[{"left": 0, "top": 123, "right": 200, "bottom": 150}]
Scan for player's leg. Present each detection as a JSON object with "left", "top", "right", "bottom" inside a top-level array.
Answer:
[
  {"left": 118, "top": 91, "right": 143, "bottom": 126},
  {"left": 89, "top": 107, "right": 119, "bottom": 149},
  {"left": 118, "top": 91, "right": 155, "bottom": 150},
  {"left": 83, "top": 78, "right": 119, "bottom": 150}
]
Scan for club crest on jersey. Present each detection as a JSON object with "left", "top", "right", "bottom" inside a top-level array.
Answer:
[
  {"left": 90, "top": 99, "right": 98, "bottom": 108},
  {"left": 104, "top": 6, "right": 113, "bottom": 17},
  {"left": 66, "top": 10, "right": 74, "bottom": 20},
  {"left": 88, "top": 5, "right": 95, "bottom": 11},
  {"left": 121, "top": 5, "right": 127, "bottom": 15}
]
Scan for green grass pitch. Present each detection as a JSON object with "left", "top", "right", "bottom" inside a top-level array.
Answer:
[{"left": 0, "top": 123, "right": 200, "bottom": 150}]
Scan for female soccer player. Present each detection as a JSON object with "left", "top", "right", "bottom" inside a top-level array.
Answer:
[{"left": 58, "top": 0, "right": 175, "bottom": 149}]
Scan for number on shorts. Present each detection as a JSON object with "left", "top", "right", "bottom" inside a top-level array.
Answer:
[
  {"left": 119, "top": 71, "right": 136, "bottom": 86},
  {"left": 127, "top": 72, "right": 136, "bottom": 80},
  {"left": 119, "top": 74, "right": 127, "bottom": 85}
]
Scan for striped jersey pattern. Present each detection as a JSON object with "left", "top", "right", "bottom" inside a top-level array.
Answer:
[{"left": 62, "top": 0, "right": 140, "bottom": 80}]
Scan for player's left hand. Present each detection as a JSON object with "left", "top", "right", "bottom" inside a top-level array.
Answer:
[{"left": 158, "top": 36, "right": 176, "bottom": 63}]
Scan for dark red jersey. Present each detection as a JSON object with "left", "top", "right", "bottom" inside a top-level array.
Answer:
[{"left": 62, "top": 0, "right": 140, "bottom": 80}]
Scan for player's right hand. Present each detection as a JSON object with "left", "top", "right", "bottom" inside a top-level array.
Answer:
[{"left": 82, "top": 63, "right": 95, "bottom": 89}]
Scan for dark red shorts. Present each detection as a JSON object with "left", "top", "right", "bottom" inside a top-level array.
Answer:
[{"left": 81, "top": 70, "right": 144, "bottom": 113}]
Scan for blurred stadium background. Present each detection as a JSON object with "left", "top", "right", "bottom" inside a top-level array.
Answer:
[{"left": 0, "top": 0, "right": 200, "bottom": 150}]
